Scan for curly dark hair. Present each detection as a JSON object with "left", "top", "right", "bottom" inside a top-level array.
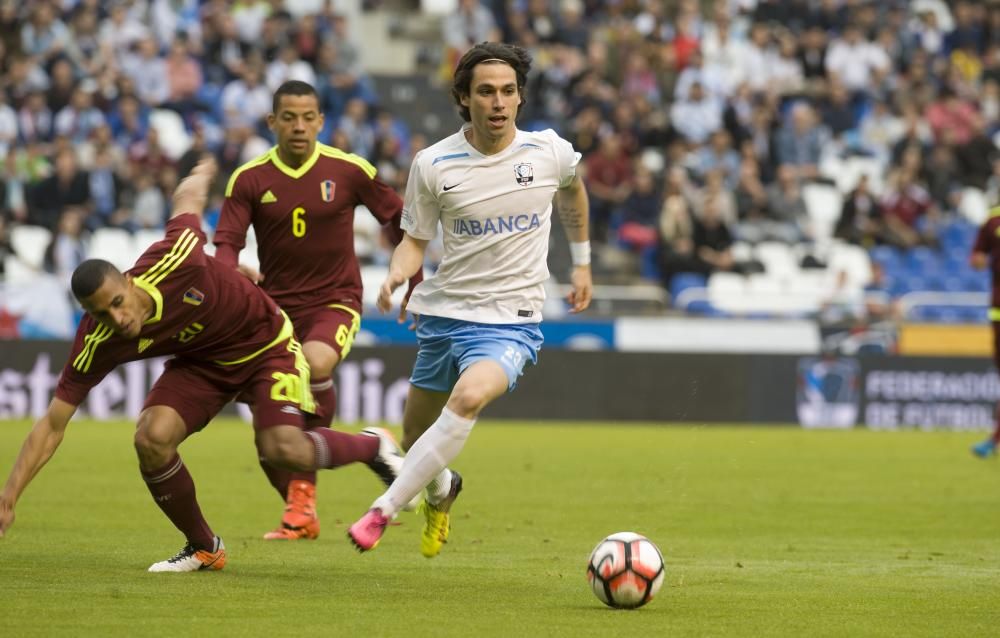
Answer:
[{"left": 451, "top": 42, "right": 532, "bottom": 122}]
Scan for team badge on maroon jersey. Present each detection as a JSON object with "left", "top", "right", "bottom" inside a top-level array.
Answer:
[
  {"left": 320, "top": 180, "right": 336, "bottom": 202},
  {"left": 183, "top": 287, "right": 205, "bottom": 306}
]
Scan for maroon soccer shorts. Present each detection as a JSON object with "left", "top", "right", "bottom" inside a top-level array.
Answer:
[
  {"left": 144, "top": 340, "right": 312, "bottom": 434},
  {"left": 289, "top": 304, "right": 361, "bottom": 360}
]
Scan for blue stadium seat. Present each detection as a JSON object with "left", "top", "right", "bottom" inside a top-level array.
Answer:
[
  {"left": 906, "top": 246, "right": 941, "bottom": 275},
  {"left": 670, "top": 272, "right": 708, "bottom": 301},
  {"left": 685, "top": 299, "right": 721, "bottom": 316},
  {"left": 960, "top": 306, "right": 988, "bottom": 324},
  {"left": 941, "top": 276, "right": 966, "bottom": 293},
  {"left": 940, "top": 222, "right": 969, "bottom": 251},
  {"left": 963, "top": 272, "right": 990, "bottom": 292},
  {"left": 903, "top": 274, "right": 930, "bottom": 293},
  {"left": 869, "top": 245, "right": 901, "bottom": 272}
]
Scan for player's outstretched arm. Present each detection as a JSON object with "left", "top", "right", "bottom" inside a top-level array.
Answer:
[
  {"left": 556, "top": 175, "right": 593, "bottom": 313},
  {"left": 0, "top": 398, "right": 78, "bottom": 537},
  {"left": 169, "top": 156, "right": 218, "bottom": 222},
  {"left": 378, "top": 233, "right": 428, "bottom": 319}
]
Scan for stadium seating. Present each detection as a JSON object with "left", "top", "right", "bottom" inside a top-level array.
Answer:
[
  {"left": 10, "top": 225, "right": 52, "bottom": 270},
  {"left": 90, "top": 228, "right": 138, "bottom": 271}
]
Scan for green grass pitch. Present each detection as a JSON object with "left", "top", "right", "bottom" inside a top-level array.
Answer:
[{"left": 2, "top": 419, "right": 1000, "bottom": 637}]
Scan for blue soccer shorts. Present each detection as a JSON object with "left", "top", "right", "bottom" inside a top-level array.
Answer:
[{"left": 409, "top": 315, "right": 544, "bottom": 393}]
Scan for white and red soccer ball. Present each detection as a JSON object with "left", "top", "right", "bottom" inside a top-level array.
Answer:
[{"left": 587, "top": 532, "right": 665, "bottom": 609}]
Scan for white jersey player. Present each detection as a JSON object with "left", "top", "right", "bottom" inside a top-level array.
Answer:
[{"left": 349, "top": 42, "right": 593, "bottom": 556}]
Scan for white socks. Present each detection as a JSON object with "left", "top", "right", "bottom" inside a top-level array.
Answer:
[{"left": 373, "top": 408, "right": 475, "bottom": 517}]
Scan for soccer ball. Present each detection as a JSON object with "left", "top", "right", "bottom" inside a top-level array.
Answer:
[{"left": 586, "top": 532, "right": 665, "bottom": 609}]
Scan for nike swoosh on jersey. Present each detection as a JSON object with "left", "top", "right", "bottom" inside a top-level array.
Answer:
[{"left": 442, "top": 183, "right": 461, "bottom": 191}]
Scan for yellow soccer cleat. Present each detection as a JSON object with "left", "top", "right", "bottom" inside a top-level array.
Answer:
[{"left": 418, "top": 471, "right": 463, "bottom": 558}]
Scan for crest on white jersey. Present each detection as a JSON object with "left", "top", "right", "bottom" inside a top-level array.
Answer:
[{"left": 514, "top": 162, "right": 533, "bottom": 186}]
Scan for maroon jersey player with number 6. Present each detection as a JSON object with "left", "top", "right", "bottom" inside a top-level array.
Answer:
[
  {"left": 214, "top": 81, "right": 420, "bottom": 540},
  {"left": 0, "top": 158, "right": 408, "bottom": 571}
]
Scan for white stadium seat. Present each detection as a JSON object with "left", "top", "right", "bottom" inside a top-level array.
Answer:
[
  {"left": 802, "top": 182, "right": 843, "bottom": 243},
  {"left": 149, "top": 109, "right": 192, "bottom": 160},
  {"left": 10, "top": 225, "right": 52, "bottom": 270},
  {"left": 826, "top": 241, "right": 873, "bottom": 287},
  {"left": 89, "top": 228, "right": 137, "bottom": 270},
  {"left": 754, "top": 241, "right": 799, "bottom": 277},
  {"left": 958, "top": 187, "right": 988, "bottom": 225}
]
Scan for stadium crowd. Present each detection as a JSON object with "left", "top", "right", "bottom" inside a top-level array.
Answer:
[{"left": 1, "top": 0, "right": 999, "bottom": 323}]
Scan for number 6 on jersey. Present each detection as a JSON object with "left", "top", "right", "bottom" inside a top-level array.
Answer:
[{"left": 292, "top": 207, "right": 306, "bottom": 237}]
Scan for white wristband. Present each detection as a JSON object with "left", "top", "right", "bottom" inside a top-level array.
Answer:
[{"left": 569, "top": 241, "right": 591, "bottom": 266}]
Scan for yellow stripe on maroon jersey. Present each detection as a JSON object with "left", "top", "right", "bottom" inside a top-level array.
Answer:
[
  {"left": 317, "top": 143, "right": 377, "bottom": 179},
  {"left": 225, "top": 151, "right": 272, "bottom": 198},
  {"left": 138, "top": 229, "right": 198, "bottom": 287},
  {"left": 73, "top": 323, "right": 114, "bottom": 373}
]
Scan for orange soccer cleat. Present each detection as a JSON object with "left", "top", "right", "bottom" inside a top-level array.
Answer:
[{"left": 263, "top": 480, "right": 320, "bottom": 540}]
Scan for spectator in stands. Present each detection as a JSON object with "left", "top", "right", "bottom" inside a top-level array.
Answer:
[
  {"left": 66, "top": 6, "right": 108, "bottom": 78},
  {"left": 617, "top": 165, "right": 661, "bottom": 262},
  {"left": 879, "top": 167, "right": 939, "bottom": 249},
  {"left": 107, "top": 94, "right": 150, "bottom": 149},
  {"left": 129, "top": 169, "right": 166, "bottom": 230},
  {"left": 42, "top": 206, "right": 87, "bottom": 289},
  {"left": 733, "top": 158, "right": 769, "bottom": 230},
  {"left": 692, "top": 129, "right": 741, "bottom": 189},
  {"left": 693, "top": 196, "right": 738, "bottom": 278},
  {"left": 701, "top": 6, "right": 748, "bottom": 93},
  {"left": 28, "top": 148, "right": 90, "bottom": 231},
  {"left": 798, "top": 25, "right": 829, "bottom": 90},
  {"left": 220, "top": 60, "right": 271, "bottom": 132},
  {"left": 266, "top": 44, "right": 316, "bottom": 93},
  {"left": 923, "top": 143, "right": 961, "bottom": 214},
  {"left": 670, "top": 80, "right": 723, "bottom": 146},
  {"left": 46, "top": 57, "right": 76, "bottom": 115},
  {"left": 162, "top": 35, "right": 204, "bottom": 122},
  {"left": 86, "top": 146, "right": 128, "bottom": 232},
  {"left": 857, "top": 98, "right": 904, "bottom": 166},
  {"left": 658, "top": 166, "right": 697, "bottom": 289},
  {"left": 825, "top": 22, "right": 891, "bottom": 100},
  {"left": 584, "top": 130, "right": 633, "bottom": 242},
  {"left": 954, "top": 115, "right": 999, "bottom": 190},
  {"left": 20, "top": 2, "right": 71, "bottom": 66},
  {"left": 554, "top": 0, "right": 590, "bottom": 51},
  {"left": 775, "top": 102, "right": 827, "bottom": 181},
  {"left": 770, "top": 31, "right": 806, "bottom": 97},
  {"left": 337, "top": 97, "right": 376, "bottom": 161},
  {"left": 765, "top": 164, "right": 810, "bottom": 243},
  {"left": 17, "top": 89, "right": 54, "bottom": 147},
  {"left": 443, "top": 0, "right": 501, "bottom": 62},
  {"left": 925, "top": 85, "right": 978, "bottom": 145},
  {"left": 0, "top": 91, "right": 16, "bottom": 156},
  {"left": 54, "top": 82, "right": 106, "bottom": 145},
  {"left": 124, "top": 39, "right": 170, "bottom": 108}
]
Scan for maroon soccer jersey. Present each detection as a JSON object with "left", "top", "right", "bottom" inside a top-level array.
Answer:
[
  {"left": 214, "top": 144, "right": 403, "bottom": 313},
  {"left": 972, "top": 213, "right": 1000, "bottom": 309},
  {"left": 55, "top": 214, "right": 287, "bottom": 406}
]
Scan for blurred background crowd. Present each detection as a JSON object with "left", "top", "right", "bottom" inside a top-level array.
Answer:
[{"left": 1, "top": 0, "right": 999, "bottom": 339}]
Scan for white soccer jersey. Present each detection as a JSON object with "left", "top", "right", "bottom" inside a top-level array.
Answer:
[{"left": 401, "top": 125, "right": 581, "bottom": 324}]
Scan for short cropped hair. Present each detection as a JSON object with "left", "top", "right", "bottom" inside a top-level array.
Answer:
[
  {"left": 451, "top": 42, "right": 532, "bottom": 122},
  {"left": 272, "top": 80, "right": 320, "bottom": 113},
  {"left": 71, "top": 259, "right": 123, "bottom": 301}
]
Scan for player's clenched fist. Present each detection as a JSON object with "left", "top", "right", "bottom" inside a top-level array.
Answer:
[{"left": 172, "top": 156, "right": 218, "bottom": 215}]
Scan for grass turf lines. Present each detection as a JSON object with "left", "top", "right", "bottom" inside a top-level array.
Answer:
[{"left": 2, "top": 419, "right": 999, "bottom": 637}]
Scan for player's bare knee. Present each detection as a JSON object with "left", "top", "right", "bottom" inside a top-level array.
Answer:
[
  {"left": 446, "top": 386, "right": 490, "bottom": 418},
  {"left": 134, "top": 417, "right": 177, "bottom": 467},
  {"left": 258, "top": 429, "right": 311, "bottom": 470}
]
